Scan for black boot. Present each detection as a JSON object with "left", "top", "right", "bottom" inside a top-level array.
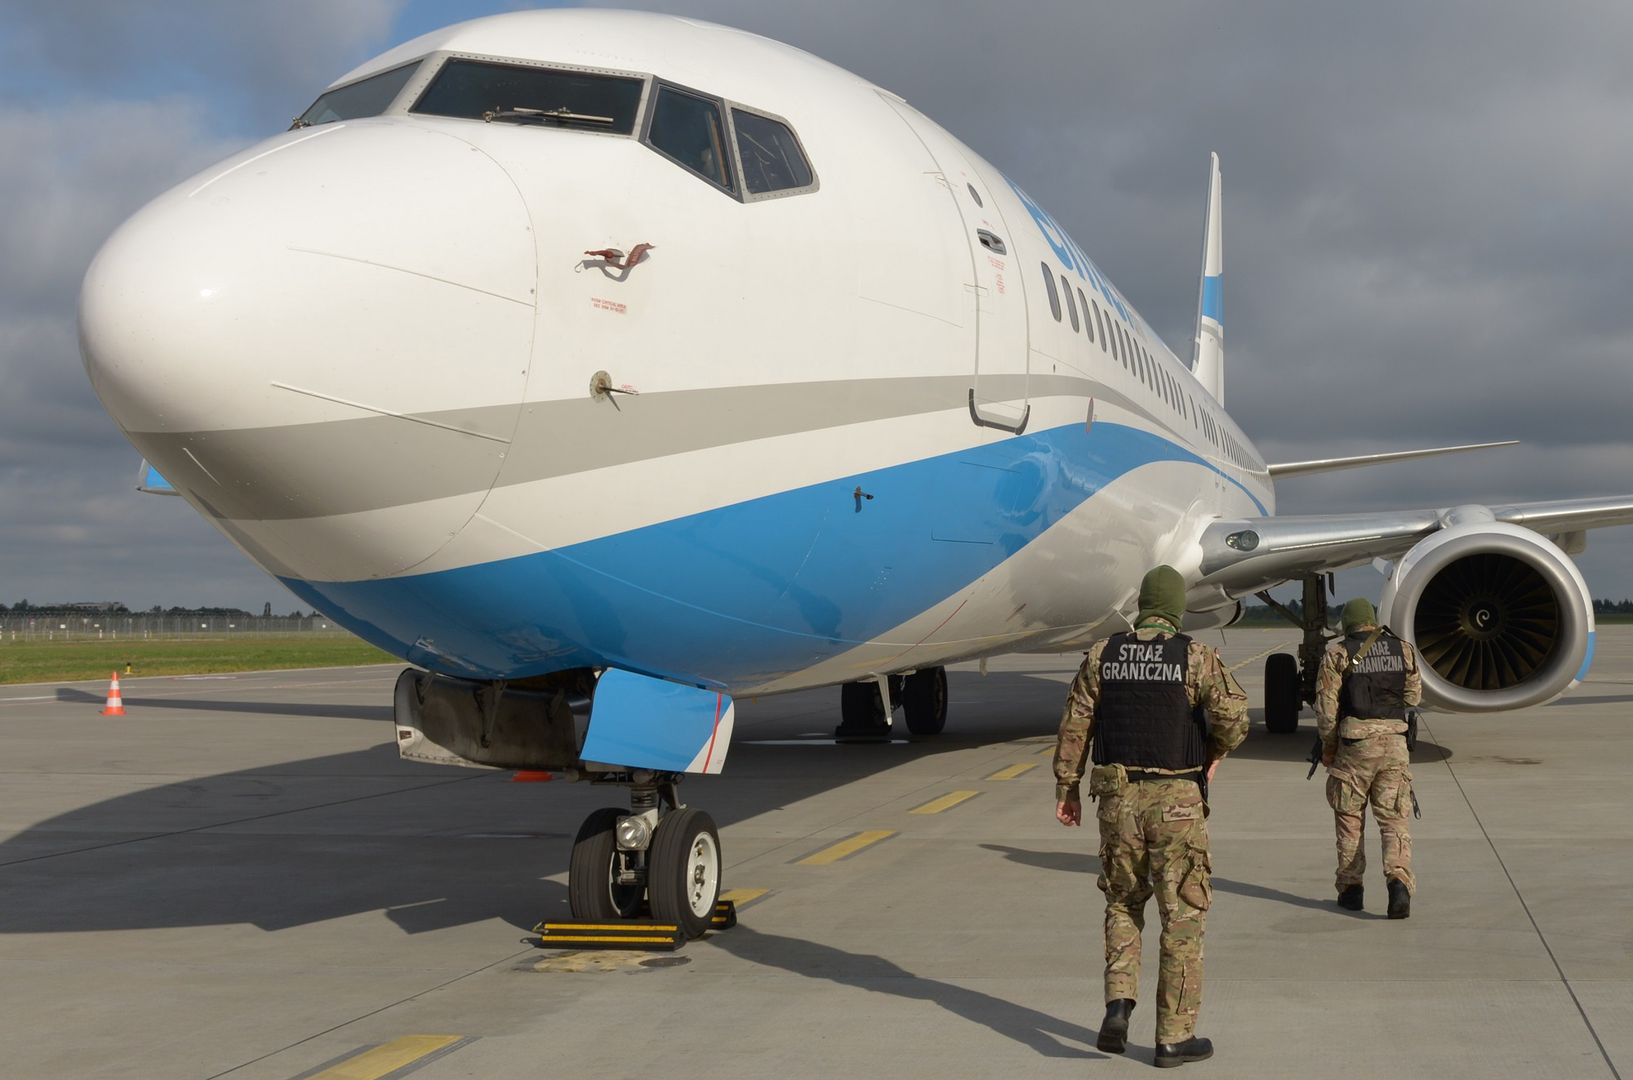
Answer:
[
  {"left": 1155, "top": 1036, "right": 1214, "bottom": 1068},
  {"left": 1387, "top": 879, "right": 1411, "bottom": 919},
  {"left": 1096, "top": 998, "right": 1135, "bottom": 1053},
  {"left": 1337, "top": 884, "right": 1363, "bottom": 911}
]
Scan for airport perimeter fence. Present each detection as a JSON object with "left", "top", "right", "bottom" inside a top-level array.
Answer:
[{"left": 0, "top": 614, "right": 344, "bottom": 641}]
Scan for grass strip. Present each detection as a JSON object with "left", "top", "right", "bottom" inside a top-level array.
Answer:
[{"left": 0, "top": 634, "right": 396, "bottom": 685}]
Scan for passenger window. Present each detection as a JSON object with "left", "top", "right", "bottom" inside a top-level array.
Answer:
[
  {"left": 1062, "top": 276, "right": 1079, "bottom": 332},
  {"left": 1078, "top": 290, "right": 1094, "bottom": 342},
  {"left": 1094, "top": 302, "right": 1109, "bottom": 353},
  {"left": 1041, "top": 264, "right": 1061, "bottom": 321},
  {"left": 649, "top": 85, "right": 734, "bottom": 190},
  {"left": 412, "top": 60, "right": 644, "bottom": 133},
  {"left": 297, "top": 61, "right": 421, "bottom": 127},
  {"left": 731, "top": 109, "right": 814, "bottom": 194},
  {"left": 1109, "top": 319, "right": 1122, "bottom": 364}
]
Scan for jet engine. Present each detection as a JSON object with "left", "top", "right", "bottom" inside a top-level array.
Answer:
[{"left": 1379, "top": 515, "right": 1593, "bottom": 712}]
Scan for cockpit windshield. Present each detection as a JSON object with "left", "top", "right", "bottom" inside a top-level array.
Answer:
[
  {"left": 293, "top": 61, "right": 421, "bottom": 128},
  {"left": 411, "top": 60, "right": 645, "bottom": 134}
]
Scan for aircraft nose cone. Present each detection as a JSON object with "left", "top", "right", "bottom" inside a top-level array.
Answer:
[{"left": 80, "top": 122, "right": 538, "bottom": 578}]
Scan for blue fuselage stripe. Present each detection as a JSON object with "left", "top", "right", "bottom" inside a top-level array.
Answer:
[{"left": 281, "top": 418, "right": 1265, "bottom": 686}]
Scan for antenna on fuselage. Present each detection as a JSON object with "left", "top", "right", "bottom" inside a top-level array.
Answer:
[{"left": 1192, "top": 153, "right": 1224, "bottom": 405}]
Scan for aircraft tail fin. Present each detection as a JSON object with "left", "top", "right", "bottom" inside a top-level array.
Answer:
[{"left": 1191, "top": 152, "right": 1224, "bottom": 404}]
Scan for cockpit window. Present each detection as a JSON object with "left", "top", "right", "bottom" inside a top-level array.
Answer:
[
  {"left": 294, "top": 61, "right": 420, "bottom": 128},
  {"left": 647, "top": 85, "right": 734, "bottom": 192},
  {"left": 731, "top": 109, "right": 814, "bottom": 195},
  {"left": 411, "top": 59, "right": 644, "bottom": 134}
]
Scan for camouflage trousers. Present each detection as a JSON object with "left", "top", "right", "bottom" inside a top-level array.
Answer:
[
  {"left": 1096, "top": 777, "right": 1211, "bottom": 1044},
  {"left": 1326, "top": 733, "right": 1415, "bottom": 893}
]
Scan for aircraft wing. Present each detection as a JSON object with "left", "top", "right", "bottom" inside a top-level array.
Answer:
[{"left": 1196, "top": 495, "right": 1633, "bottom": 598}]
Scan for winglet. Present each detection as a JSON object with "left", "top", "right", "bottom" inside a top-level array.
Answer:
[
  {"left": 135, "top": 458, "right": 180, "bottom": 496},
  {"left": 1191, "top": 152, "right": 1224, "bottom": 404}
]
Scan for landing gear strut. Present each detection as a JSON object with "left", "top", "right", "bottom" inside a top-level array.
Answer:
[
  {"left": 1256, "top": 574, "right": 1334, "bottom": 734},
  {"left": 834, "top": 667, "right": 948, "bottom": 739},
  {"left": 566, "top": 771, "right": 721, "bottom": 939}
]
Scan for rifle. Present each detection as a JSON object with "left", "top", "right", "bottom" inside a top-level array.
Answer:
[{"left": 1305, "top": 734, "right": 1325, "bottom": 779}]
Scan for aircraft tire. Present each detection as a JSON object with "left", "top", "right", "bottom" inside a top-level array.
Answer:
[
  {"left": 838, "top": 680, "right": 888, "bottom": 730},
  {"left": 647, "top": 808, "right": 721, "bottom": 939},
  {"left": 1264, "top": 653, "right": 1301, "bottom": 734},
  {"left": 568, "top": 807, "right": 645, "bottom": 921},
  {"left": 902, "top": 667, "right": 948, "bottom": 735}
]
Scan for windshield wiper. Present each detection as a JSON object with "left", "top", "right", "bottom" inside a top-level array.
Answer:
[{"left": 482, "top": 106, "right": 614, "bottom": 127}]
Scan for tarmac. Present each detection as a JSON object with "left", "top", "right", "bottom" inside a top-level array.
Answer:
[{"left": 0, "top": 627, "right": 1628, "bottom": 1079}]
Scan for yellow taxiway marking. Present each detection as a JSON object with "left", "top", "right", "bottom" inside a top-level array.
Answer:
[
  {"left": 910, "top": 790, "right": 981, "bottom": 815},
  {"left": 797, "top": 830, "right": 896, "bottom": 865},
  {"left": 987, "top": 763, "right": 1037, "bottom": 781},
  {"left": 1037, "top": 743, "right": 1057, "bottom": 755},
  {"left": 719, "top": 887, "right": 770, "bottom": 908},
  {"left": 309, "top": 1034, "right": 463, "bottom": 1079}
]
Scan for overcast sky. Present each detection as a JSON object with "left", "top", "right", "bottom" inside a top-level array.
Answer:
[{"left": 3, "top": 0, "right": 1631, "bottom": 612}]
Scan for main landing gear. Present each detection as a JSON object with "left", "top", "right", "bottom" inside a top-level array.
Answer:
[
  {"left": 834, "top": 666, "right": 948, "bottom": 739},
  {"left": 567, "top": 771, "right": 721, "bottom": 939},
  {"left": 1257, "top": 574, "right": 1335, "bottom": 735}
]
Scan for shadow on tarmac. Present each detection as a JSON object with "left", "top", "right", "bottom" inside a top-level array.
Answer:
[
  {"left": 977, "top": 844, "right": 1368, "bottom": 917},
  {"left": 1546, "top": 693, "right": 1633, "bottom": 707},
  {"left": 709, "top": 924, "right": 1106, "bottom": 1060},
  {"left": 0, "top": 672, "right": 1072, "bottom": 938}
]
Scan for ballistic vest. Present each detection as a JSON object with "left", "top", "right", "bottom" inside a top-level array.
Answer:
[
  {"left": 1091, "top": 631, "right": 1208, "bottom": 770},
  {"left": 1338, "top": 630, "right": 1408, "bottom": 721}
]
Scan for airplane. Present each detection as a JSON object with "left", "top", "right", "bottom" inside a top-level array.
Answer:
[{"left": 78, "top": 9, "right": 1633, "bottom": 939}]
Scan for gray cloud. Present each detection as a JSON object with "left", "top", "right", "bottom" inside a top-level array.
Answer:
[
  {"left": 4, "top": 1, "right": 1632, "bottom": 613},
  {"left": 1, "top": 1, "right": 403, "bottom": 130}
]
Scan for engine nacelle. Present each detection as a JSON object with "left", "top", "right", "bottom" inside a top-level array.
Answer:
[{"left": 1379, "top": 519, "right": 1594, "bottom": 712}]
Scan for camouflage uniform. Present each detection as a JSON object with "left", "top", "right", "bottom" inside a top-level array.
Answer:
[
  {"left": 1054, "top": 622, "right": 1249, "bottom": 1044},
  {"left": 1316, "top": 628, "right": 1422, "bottom": 894}
]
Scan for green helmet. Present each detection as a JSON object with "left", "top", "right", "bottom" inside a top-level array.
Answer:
[
  {"left": 1136, "top": 565, "right": 1186, "bottom": 630},
  {"left": 1340, "top": 597, "right": 1378, "bottom": 634}
]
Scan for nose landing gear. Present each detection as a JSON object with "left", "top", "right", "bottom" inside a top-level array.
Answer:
[{"left": 566, "top": 771, "right": 722, "bottom": 940}]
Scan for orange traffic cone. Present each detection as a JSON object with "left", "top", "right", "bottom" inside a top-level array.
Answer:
[{"left": 100, "top": 671, "right": 126, "bottom": 716}]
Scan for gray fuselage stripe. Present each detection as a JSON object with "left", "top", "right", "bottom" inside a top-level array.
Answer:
[{"left": 130, "top": 373, "right": 1182, "bottom": 521}]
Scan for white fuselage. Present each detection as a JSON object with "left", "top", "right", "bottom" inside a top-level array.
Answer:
[{"left": 79, "top": 10, "right": 1272, "bottom": 694}]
